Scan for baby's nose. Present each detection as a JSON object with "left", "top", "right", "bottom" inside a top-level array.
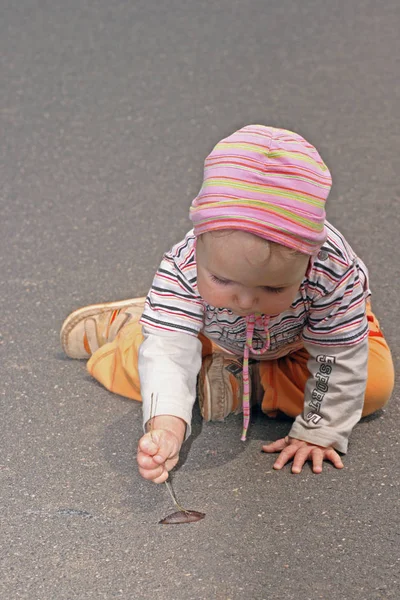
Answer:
[{"left": 236, "top": 292, "right": 256, "bottom": 310}]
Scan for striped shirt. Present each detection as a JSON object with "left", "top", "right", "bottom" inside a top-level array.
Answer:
[{"left": 140, "top": 221, "right": 370, "bottom": 357}]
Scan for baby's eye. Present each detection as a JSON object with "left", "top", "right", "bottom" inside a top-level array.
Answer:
[
  {"left": 262, "top": 286, "right": 285, "bottom": 294},
  {"left": 210, "top": 274, "right": 231, "bottom": 286}
]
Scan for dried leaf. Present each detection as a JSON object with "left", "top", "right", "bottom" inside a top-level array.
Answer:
[{"left": 159, "top": 510, "right": 206, "bottom": 525}]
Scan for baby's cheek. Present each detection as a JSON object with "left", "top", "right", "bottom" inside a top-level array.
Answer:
[
  {"left": 196, "top": 278, "right": 208, "bottom": 301},
  {"left": 275, "top": 293, "right": 299, "bottom": 313},
  {"left": 259, "top": 293, "right": 295, "bottom": 315},
  {"left": 198, "top": 280, "right": 228, "bottom": 308},
  {"left": 204, "top": 289, "right": 226, "bottom": 307},
  {"left": 210, "top": 290, "right": 231, "bottom": 308},
  {"left": 197, "top": 279, "right": 215, "bottom": 305}
]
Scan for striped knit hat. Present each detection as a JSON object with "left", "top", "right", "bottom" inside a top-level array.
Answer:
[{"left": 190, "top": 125, "right": 332, "bottom": 254}]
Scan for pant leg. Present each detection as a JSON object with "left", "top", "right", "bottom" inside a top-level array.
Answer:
[
  {"left": 87, "top": 320, "right": 145, "bottom": 401},
  {"left": 259, "top": 304, "right": 395, "bottom": 418},
  {"left": 86, "top": 325, "right": 223, "bottom": 402},
  {"left": 362, "top": 307, "right": 395, "bottom": 416},
  {"left": 259, "top": 347, "right": 310, "bottom": 417}
]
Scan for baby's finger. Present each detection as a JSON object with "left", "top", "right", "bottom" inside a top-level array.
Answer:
[
  {"left": 136, "top": 450, "right": 161, "bottom": 470},
  {"left": 138, "top": 462, "right": 165, "bottom": 481},
  {"left": 151, "top": 470, "right": 169, "bottom": 484},
  {"left": 262, "top": 437, "right": 289, "bottom": 453},
  {"left": 325, "top": 448, "right": 344, "bottom": 469},
  {"left": 138, "top": 433, "right": 159, "bottom": 456},
  {"left": 310, "top": 447, "right": 325, "bottom": 474},
  {"left": 273, "top": 444, "right": 298, "bottom": 470},
  {"left": 291, "top": 445, "right": 313, "bottom": 474}
]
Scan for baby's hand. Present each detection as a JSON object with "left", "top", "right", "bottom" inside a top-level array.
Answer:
[
  {"left": 262, "top": 436, "right": 344, "bottom": 474},
  {"left": 136, "top": 416, "right": 186, "bottom": 484}
]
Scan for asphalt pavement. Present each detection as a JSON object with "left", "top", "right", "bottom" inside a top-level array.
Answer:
[{"left": 1, "top": 1, "right": 399, "bottom": 599}]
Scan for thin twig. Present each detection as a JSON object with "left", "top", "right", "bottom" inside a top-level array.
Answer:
[
  {"left": 150, "top": 393, "right": 188, "bottom": 513},
  {"left": 164, "top": 480, "right": 187, "bottom": 512}
]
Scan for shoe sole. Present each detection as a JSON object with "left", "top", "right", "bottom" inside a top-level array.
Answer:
[
  {"left": 200, "top": 353, "right": 239, "bottom": 421},
  {"left": 60, "top": 297, "right": 146, "bottom": 357},
  {"left": 201, "top": 364, "right": 213, "bottom": 421}
]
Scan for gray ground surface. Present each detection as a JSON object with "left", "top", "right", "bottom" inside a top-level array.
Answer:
[{"left": 1, "top": 1, "right": 399, "bottom": 598}]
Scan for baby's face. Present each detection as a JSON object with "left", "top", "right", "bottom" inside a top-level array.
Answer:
[{"left": 196, "top": 231, "right": 310, "bottom": 317}]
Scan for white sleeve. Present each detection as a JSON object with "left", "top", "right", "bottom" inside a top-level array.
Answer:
[
  {"left": 288, "top": 337, "right": 368, "bottom": 453},
  {"left": 138, "top": 325, "right": 202, "bottom": 440}
]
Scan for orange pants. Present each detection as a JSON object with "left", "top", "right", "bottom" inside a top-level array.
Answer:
[{"left": 87, "top": 304, "right": 394, "bottom": 419}]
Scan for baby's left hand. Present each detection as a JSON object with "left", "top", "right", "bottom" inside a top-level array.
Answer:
[{"left": 262, "top": 436, "right": 344, "bottom": 474}]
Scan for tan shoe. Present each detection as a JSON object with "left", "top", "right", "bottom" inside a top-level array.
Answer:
[
  {"left": 198, "top": 353, "right": 260, "bottom": 421},
  {"left": 60, "top": 297, "right": 146, "bottom": 359}
]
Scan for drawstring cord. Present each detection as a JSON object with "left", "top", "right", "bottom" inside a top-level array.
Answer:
[{"left": 241, "top": 314, "right": 270, "bottom": 441}]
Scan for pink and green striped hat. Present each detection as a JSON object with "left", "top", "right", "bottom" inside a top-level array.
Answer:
[{"left": 189, "top": 125, "right": 332, "bottom": 254}]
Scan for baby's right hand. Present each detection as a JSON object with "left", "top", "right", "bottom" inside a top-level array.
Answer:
[{"left": 137, "top": 416, "right": 185, "bottom": 483}]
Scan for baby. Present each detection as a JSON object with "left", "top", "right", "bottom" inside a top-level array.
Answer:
[{"left": 61, "top": 125, "right": 394, "bottom": 482}]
